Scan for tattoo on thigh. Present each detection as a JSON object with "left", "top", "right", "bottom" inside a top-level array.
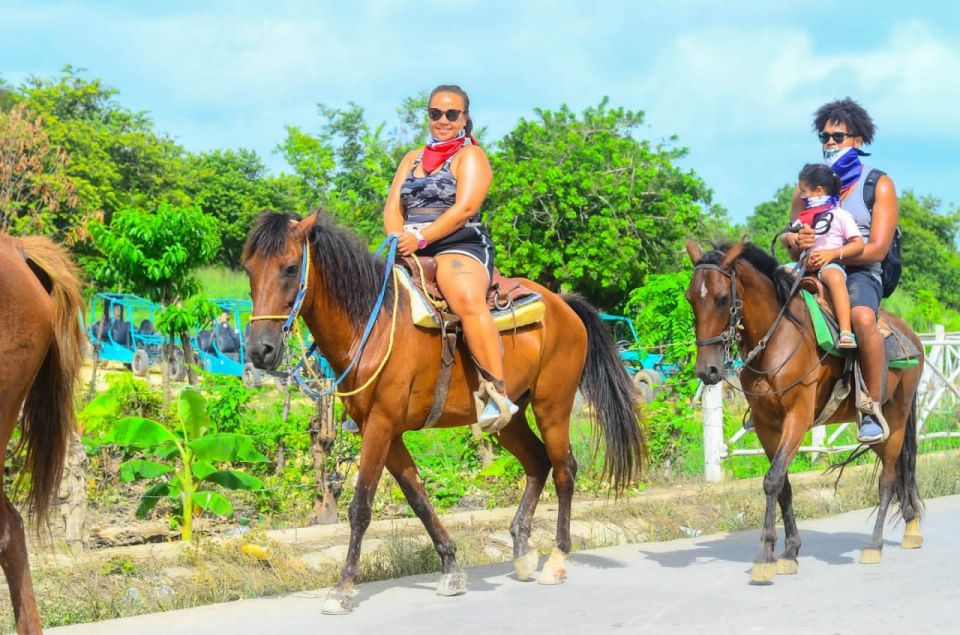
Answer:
[{"left": 451, "top": 259, "right": 464, "bottom": 269}]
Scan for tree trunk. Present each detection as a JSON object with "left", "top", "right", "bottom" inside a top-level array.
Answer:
[
  {"left": 58, "top": 432, "right": 88, "bottom": 554},
  {"left": 471, "top": 424, "right": 495, "bottom": 469},
  {"left": 179, "top": 331, "right": 198, "bottom": 386},
  {"left": 307, "top": 381, "right": 339, "bottom": 525},
  {"left": 87, "top": 346, "right": 100, "bottom": 403},
  {"left": 161, "top": 340, "right": 173, "bottom": 403}
]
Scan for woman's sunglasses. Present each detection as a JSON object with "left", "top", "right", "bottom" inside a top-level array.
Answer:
[
  {"left": 818, "top": 131, "right": 858, "bottom": 144},
  {"left": 427, "top": 108, "right": 464, "bottom": 122}
]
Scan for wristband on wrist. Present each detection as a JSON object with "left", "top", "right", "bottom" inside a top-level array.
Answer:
[{"left": 412, "top": 229, "right": 428, "bottom": 249}]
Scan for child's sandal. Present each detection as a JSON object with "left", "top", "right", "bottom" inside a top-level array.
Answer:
[{"left": 838, "top": 330, "right": 858, "bottom": 349}]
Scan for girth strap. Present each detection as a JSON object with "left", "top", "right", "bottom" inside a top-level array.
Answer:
[{"left": 423, "top": 310, "right": 460, "bottom": 429}]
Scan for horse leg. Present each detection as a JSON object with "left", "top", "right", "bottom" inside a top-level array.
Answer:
[
  {"left": 322, "top": 423, "right": 392, "bottom": 615},
  {"left": 532, "top": 401, "right": 577, "bottom": 586},
  {"left": 861, "top": 400, "right": 911, "bottom": 563},
  {"left": 775, "top": 474, "right": 802, "bottom": 575},
  {"left": 752, "top": 417, "right": 806, "bottom": 584},
  {"left": 0, "top": 495, "right": 43, "bottom": 634},
  {"left": 496, "top": 408, "right": 551, "bottom": 581},
  {"left": 384, "top": 437, "right": 465, "bottom": 596}
]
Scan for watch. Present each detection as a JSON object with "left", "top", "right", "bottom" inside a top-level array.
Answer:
[{"left": 412, "top": 229, "right": 428, "bottom": 250}]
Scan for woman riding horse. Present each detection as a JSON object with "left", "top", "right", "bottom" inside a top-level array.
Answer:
[{"left": 383, "top": 84, "right": 516, "bottom": 429}]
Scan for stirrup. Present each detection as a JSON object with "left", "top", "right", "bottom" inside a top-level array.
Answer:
[
  {"left": 474, "top": 379, "right": 517, "bottom": 434},
  {"left": 857, "top": 395, "right": 890, "bottom": 442}
]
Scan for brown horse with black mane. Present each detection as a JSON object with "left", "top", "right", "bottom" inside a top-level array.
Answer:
[
  {"left": 686, "top": 238, "right": 924, "bottom": 584},
  {"left": 0, "top": 233, "right": 84, "bottom": 634},
  {"left": 243, "top": 210, "right": 644, "bottom": 614}
]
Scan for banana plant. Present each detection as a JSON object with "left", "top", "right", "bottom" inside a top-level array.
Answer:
[{"left": 108, "top": 387, "right": 269, "bottom": 541}]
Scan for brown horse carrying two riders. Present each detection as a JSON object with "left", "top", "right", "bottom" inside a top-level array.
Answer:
[
  {"left": 243, "top": 210, "right": 645, "bottom": 614},
  {"left": 0, "top": 233, "right": 85, "bottom": 634},
  {"left": 685, "top": 238, "right": 923, "bottom": 584}
]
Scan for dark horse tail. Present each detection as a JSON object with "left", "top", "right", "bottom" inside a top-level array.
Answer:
[
  {"left": 563, "top": 294, "right": 645, "bottom": 494},
  {"left": 19, "top": 236, "right": 85, "bottom": 526},
  {"left": 895, "top": 393, "right": 924, "bottom": 521}
]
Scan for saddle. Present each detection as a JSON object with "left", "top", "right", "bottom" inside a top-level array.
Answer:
[
  {"left": 396, "top": 255, "right": 544, "bottom": 433},
  {"left": 798, "top": 275, "right": 922, "bottom": 439},
  {"left": 397, "top": 255, "right": 545, "bottom": 331},
  {"left": 799, "top": 276, "right": 922, "bottom": 366}
]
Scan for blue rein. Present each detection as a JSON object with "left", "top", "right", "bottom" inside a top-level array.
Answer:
[{"left": 290, "top": 234, "right": 399, "bottom": 399}]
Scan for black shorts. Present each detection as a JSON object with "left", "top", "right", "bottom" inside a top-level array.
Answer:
[
  {"left": 411, "top": 224, "right": 495, "bottom": 279},
  {"left": 846, "top": 267, "right": 882, "bottom": 314}
]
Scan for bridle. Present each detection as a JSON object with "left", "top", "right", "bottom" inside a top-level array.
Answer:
[{"left": 694, "top": 256, "right": 807, "bottom": 371}]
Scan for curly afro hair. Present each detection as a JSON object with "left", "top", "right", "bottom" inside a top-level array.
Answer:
[{"left": 812, "top": 97, "right": 876, "bottom": 144}]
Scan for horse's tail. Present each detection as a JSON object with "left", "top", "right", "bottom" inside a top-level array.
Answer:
[
  {"left": 894, "top": 392, "right": 924, "bottom": 521},
  {"left": 562, "top": 293, "right": 645, "bottom": 494},
  {"left": 18, "top": 236, "right": 85, "bottom": 526}
]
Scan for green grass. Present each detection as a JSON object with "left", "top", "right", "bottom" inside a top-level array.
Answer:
[{"left": 196, "top": 266, "right": 249, "bottom": 299}]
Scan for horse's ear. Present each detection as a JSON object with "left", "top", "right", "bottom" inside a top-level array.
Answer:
[
  {"left": 685, "top": 239, "right": 702, "bottom": 264},
  {"left": 720, "top": 236, "right": 747, "bottom": 270},
  {"left": 292, "top": 212, "right": 318, "bottom": 240}
]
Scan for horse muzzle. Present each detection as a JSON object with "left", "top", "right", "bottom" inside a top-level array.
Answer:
[{"left": 247, "top": 331, "right": 284, "bottom": 371}]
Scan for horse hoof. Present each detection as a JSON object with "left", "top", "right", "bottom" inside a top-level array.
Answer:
[
  {"left": 749, "top": 562, "right": 776, "bottom": 585},
  {"left": 537, "top": 548, "right": 567, "bottom": 585},
  {"left": 437, "top": 570, "right": 467, "bottom": 596},
  {"left": 514, "top": 550, "right": 539, "bottom": 581},
  {"left": 776, "top": 559, "right": 799, "bottom": 575},
  {"left": 859, "top": 548, "right": 882, "bottom": 564},
  {"left": 902, "top": 519, "right": 923, "bottom": 549},
  {"left": 321, "top": 589, "right": 356, "bottom": 615},
  {"left": 901, "top": 534, "right": 924, "bottom": 550}
]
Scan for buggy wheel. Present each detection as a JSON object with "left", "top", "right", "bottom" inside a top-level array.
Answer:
[
  {"left": 243, "top": 363, "right": 262, "bottom": 389},
  {"left": 132, "top": 349, "right": 150, "bottom": 376},
  {"left": 632, "top": 370, "right": 656, "bottom": 403},
  {"left": 167, "top": 352, "right": 187, "bottom": 382}
]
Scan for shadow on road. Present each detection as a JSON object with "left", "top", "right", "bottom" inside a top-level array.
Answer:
[{"left": 637, "top": 528, "right": 900, "bottom": 570}]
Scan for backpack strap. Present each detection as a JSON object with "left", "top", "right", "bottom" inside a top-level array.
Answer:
[{"left": 863, "top": 168, "right": 886, "bottom": 214}]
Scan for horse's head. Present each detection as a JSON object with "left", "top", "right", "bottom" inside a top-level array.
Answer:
[
  {"left": 242, "top": 211, "right": 315, "bottom": 370},
  {"left": 684, "top": 238, "right": 745, "bottom": 385}
]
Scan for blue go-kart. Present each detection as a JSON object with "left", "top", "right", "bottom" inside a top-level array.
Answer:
[
  {"left": 87, "top": 293, "right": 172, "bottom": 376},
  {"left": 599, "top": 313, "right": 679, "bottom": 402},
  {"left": 193, "top": 298, "right": 252, "bottom": 381}
]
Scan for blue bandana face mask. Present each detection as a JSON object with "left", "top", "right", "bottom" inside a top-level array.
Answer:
[{"left": 802, "top": 194, "right": 835, "bottom": 208}]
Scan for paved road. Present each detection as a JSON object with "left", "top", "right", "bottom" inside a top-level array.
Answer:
[{"left": 51, "top": 495, "right": 960, "bottom": 634}]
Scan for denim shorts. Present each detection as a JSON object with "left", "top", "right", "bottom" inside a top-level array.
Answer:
[
  {"left": 783, "top": 262, "right": 845, "bottom": 280},
  {"left": 846, "top": 267, "right": 882, "bottom": 313}
]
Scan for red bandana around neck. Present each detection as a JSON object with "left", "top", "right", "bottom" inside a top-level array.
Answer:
[{"left": 420, "top": 134, "right": 477, "bottom": 174}]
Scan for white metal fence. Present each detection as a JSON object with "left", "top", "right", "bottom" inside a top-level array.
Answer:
[{"left": 702, "top": 324, "right": 960, "bottom": 482}]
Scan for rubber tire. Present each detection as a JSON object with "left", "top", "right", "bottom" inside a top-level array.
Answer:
[
  {"left": 132, "top": 349, "right": 150, "bottom": 376},
  {"left": 167, "top": 353, "right": 187, "bottom": 382},
  {"left": 632, "top": 371, "right": 655, "bottom": 403},
  {"left": 243, "top": 363, "right": 262, "bottom": 389}
]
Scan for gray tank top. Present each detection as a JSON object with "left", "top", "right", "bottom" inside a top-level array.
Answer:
[{"left": 842, "top": 163, "right": 881, "bottom": 277}]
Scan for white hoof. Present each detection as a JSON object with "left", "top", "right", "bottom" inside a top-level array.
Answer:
[
  {"left": 437, "top": 570, "right": 467, "bottom": 596},
  {"left": 514, "top": 549, "right": 539, "bottom": 581},
  {"left": 321, "top": 589, "right": 355, "bottom": 615},
  {"left": 859, "top": 548, "right": 882, "bottom": 564},
  {"left": 536, "top": 548, "right": 567, "bottom": 585}
]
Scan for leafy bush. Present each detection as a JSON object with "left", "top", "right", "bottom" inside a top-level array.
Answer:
[{"left": 107, "top": 388, "right": 270, "bottom": 540}]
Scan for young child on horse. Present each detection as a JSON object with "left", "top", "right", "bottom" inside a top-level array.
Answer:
[{"left": 791, "top": 163, "right": 865, "bottom": 348}]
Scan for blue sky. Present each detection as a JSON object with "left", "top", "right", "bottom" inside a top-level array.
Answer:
[{"left": 2, "top": 0, "right": 958, "bottom": 222}]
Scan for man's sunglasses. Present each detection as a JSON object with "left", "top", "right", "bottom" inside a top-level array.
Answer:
[
  {"left": 427, "top": 108, "right": 464, "bottom": 122},
  {"left": 818, "top": 131, "right": 859, "bottom": 144}
]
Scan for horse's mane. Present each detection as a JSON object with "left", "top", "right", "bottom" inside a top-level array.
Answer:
[
  {"left": 697, "top": 241, "right": 802, "bottom": 324},
  {"left": 244, "top": 210, "right": 391, "bottom": 328}
]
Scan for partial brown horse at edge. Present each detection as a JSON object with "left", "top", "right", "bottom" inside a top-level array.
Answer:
[
  {"left": 0, "top": 233, "right": 85, "bottom": 634},
  {"left": 243, "top": 210, "right": 645, "bottom": 614},
  {"left": 686, "top": 238, "right": 924, "bottom": 584}
]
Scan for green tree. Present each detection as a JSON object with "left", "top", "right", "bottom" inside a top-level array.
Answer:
[
  {"left": 0, "top": 103, "right": 80, "bottom": 235},
  {"left": 745, "top": 184, "right": 793, "bottom": 257},
  {"left": 486, "top": 99, "right": 720, "bottom": 310},
  {"left": 16, "top": 67, "right": 188, "bottom": 228},
  {"left": 898, "top": 191, "right": 960, "bottom": 309},
  {"left": 157, "top": 296, "right": 219, "bottom": 386},
  {"left": 183, "top": 149, "right": 296, "bottom": 267},
  {"left": 87, "top": 204, "right": 221, "bottom": 303}
]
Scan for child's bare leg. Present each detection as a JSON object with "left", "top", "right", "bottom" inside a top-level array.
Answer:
[{"left": 821, "top": 267, "right": 852, "bottom": 332}]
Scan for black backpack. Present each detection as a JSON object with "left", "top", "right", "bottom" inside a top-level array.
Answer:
[{"left": 863, "top": 168, "right": 901, "bottom": 298}]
